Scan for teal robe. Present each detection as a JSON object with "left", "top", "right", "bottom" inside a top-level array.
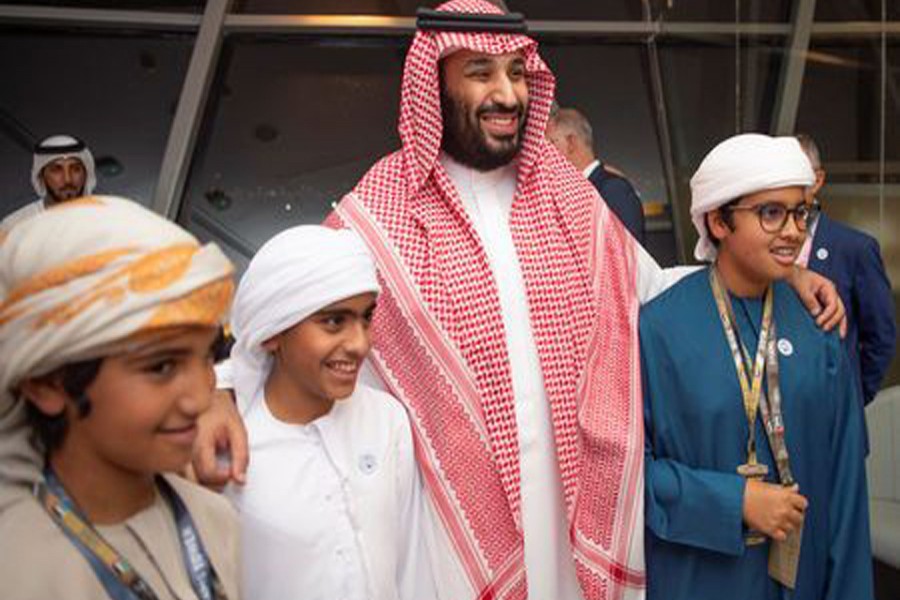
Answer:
[{"left": 640, "top": 268, "right": 873, "bottom": 600}]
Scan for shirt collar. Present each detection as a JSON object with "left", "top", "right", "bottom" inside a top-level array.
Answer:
[{"left": 439, "top": 151, "right": 518, "bottom": 193}]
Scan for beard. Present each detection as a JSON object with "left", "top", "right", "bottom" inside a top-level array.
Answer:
[
  {"left": 46, "top": 185, "right": 84, "bottom": 204},
  {"left": 440, "top": 80, "right": 527, "bottom": 172}
]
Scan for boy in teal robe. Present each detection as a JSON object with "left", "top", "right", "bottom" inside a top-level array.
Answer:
[{"left": 641, "top": 133, "right": 873, "bottom": 600}]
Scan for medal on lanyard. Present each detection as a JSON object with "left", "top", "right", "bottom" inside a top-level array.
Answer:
[{"left": 709, "top": 268, "right": 773, "bottom": 545}]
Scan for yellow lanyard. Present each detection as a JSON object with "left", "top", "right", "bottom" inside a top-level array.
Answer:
[{"left": 709, "top": 268, "right": 774, "bottom": 468}]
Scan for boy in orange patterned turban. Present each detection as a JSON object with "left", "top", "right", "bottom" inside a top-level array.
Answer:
[{"left": 0, "top": 196, "right": 239, "bottom": 599}]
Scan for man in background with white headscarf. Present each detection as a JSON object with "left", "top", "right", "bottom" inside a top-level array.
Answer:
[
  {"left": 641, "top": 133, "right": 872, "bottom": 600},
  {"left": 195, "top": 3, "right": 846, "bottom": 599},
  {"left": 1, "top": 134, "right": 97, "bottom": 232}
]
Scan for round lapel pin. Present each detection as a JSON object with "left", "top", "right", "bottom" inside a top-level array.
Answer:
[
  {"left": 777, "top": 338, "right": 794, "bottom": 357},
  {"left": 359, "top": 453, "right": 377, "bottom": 475}
]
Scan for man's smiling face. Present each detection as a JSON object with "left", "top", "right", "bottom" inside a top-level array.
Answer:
[{"left": 440, "top": 50, "right": 529, "bottom": 171}]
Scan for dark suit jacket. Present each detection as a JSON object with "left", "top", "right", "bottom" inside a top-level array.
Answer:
[
  {"left": 807, "top": 213, "right": 896, "bottom": 405},
  {"left": 587, "top": 162, "right": 646, "bottom": 245}
]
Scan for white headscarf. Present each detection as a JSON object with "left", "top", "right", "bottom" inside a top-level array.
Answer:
[
  {"left": 31, "top": 134, "right": 97, "bottom": 199},
  {"left": 230, "top": 225, "right": 380, "bottom": 414},
  {"left": 690, "top": 133, "right": 815, "bottom": 262},
  {"left": 0, "top": 196, "right": 234, "bottom": 509}
]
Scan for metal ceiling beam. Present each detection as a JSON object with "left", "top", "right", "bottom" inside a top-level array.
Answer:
[
  {"left": 152, "top": 0, "right": 233, "bottom": 219},
  {"left": 772, "top": 0, "right": 816, "bottom": 135},
  {"left": 0, "top": 5, "right": 200, "bottom": 31},
  {"left": 3, "top": 6, "right": 900, "bottom": 41},
  {"left": 223, "top": 14, "right": 416, "bottom": 35},
  {"left": 640, "top": 0, "right": 686, "bottom": 263},
  {"left": 812, "top": 20, "right": 900, "bottom": 39},
  {"left": 220, "top": 17, "right": 782, "bottom": 38}
]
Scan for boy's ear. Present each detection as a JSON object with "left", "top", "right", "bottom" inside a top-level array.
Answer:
[
  {"left": 261, "top": 333, "right": 281, "bottom": 354},
  {"left": 18, "top": 376, "right": 68, "bottom": 417},
  {"left": 706, "top": 209, "right": 731, "bottom": 244}
]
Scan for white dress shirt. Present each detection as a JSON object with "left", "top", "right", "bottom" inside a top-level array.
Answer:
[
  {"left": 226, "top": 384, "right": 434, "bottom": 600},
  {"left": 1, "top": 199, "right": 44, "bottom": 233}
]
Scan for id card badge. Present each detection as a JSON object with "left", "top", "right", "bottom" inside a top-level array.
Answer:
[{"left": 768, "top": 516, "right": 803, "bottom": 589}]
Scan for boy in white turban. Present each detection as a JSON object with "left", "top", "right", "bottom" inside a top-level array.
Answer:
[
  {"left": 640, "top": 134, "right": 873, "bottom": 600},
  {"left": 0, "top": 196, "right": 239, "bottom": 599},
  {"left": 225, "top": 225, "right": 435, "bottom": 600}
]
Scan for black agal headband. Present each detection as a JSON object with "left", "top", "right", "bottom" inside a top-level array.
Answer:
[
  {"left": 416, "top": 7, "right": 528, "bottom": 34},
  {"left": 34, "top": 138, "right": 87, "bottom": 155}
]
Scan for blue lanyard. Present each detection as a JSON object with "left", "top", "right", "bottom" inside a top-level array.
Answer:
[
  {"left": 36, "top": 468, "right": 227, "bottom": 600},
  {"left": 156, "top": 476, "right": 223, "bottom": 600}
]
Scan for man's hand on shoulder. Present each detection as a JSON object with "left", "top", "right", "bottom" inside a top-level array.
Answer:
[
  {"left": 192, "top": 389, "right": 248, "bottom": 490},
  {"left": 787, "top": 266, "right": 847, "bottom": 337}
]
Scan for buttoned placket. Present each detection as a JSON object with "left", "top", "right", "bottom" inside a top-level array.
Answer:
[{"left": 313, "top": 418, "right": 375, "bottom": 600}]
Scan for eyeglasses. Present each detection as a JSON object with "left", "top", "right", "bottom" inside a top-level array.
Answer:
[{"left": 725, "top": 202, "right": 820, "bottom": 233}]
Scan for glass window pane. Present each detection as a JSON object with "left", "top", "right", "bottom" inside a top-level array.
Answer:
[
  {"left": 815, "top": 0, "right": 900, "bottom": 22},
  {"left": 0, "top": 30, "right": 193, "bottom": 214},
  {"left": 795, "top": 43, "right": 883, "bottom": 181},
  {"left": 540, "top": 42, "right": 676, "bottom": 264},
  {"left": 659, "top": 40, "right": 783, "bottom": 260},
  {"left": 543, "top": 43, "right": 664, "bottom": 204},
  {"left": 655, "top": 0, "right": 791, "bottom": 22},
  {"left": 181, "top": 38, "right": 406, "bottom": 267}
]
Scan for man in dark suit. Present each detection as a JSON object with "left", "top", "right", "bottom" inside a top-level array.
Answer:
[
  {"left": 797, "top": 133, "right": 896, "bottom": 405},
  {"left": 546, "top": 107, "right": 646, "bottom": 244}
]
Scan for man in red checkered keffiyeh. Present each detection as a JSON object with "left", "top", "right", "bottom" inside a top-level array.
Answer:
[
  {"left": 327, "top": 2, "right": 646, "bottom": 598},
  {"left": 195, "top": 1, "right": 847, "bottom": 598}
]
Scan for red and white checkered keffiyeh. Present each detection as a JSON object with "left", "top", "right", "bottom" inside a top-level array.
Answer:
[{"left": 328, "top": 1, "right": 644, "bottom": 598}]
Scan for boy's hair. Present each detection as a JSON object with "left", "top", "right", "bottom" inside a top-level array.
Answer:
[
  {"left": 23, "top": 358, "right": 103, "bottom": 454},
  {"left": 704, "top": 197, "right": 740, "bottom": 248}
]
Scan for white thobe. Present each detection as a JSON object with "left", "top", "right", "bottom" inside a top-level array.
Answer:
[
  {"left": 430, "top": 154, "right": 687, "bottom": 599},
  {"left": 442, "top": 154, "right": 583, "bottom": 599},
  {"left": 1, "top": 199, "right": 44, "bottom": 233},
  {"left": 226, "top": 383, "right": 435, "bottom": 600}
]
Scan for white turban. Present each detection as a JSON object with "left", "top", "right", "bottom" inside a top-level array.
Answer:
[
  {"left": 0, "top": 196, "right": 234, "bottom": 509},
  {"left": 690, "top": 133, "right": 815, "bottom": 262},
  {"left": 231, "top": 225, "right": 380, "bottom": 414},
  {"left": 31, "top": 134, "right": 97, "bottom": 198}
]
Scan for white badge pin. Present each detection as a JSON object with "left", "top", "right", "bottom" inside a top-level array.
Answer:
[
  {"left": 777, "top": 338, "right": 794, "bottom": 357},
  {"left": 816, "top": 247, "right": 829, "bottom": 261},
  {"left": 359, "top": 453, "right": 377, "bottom": 475}
]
